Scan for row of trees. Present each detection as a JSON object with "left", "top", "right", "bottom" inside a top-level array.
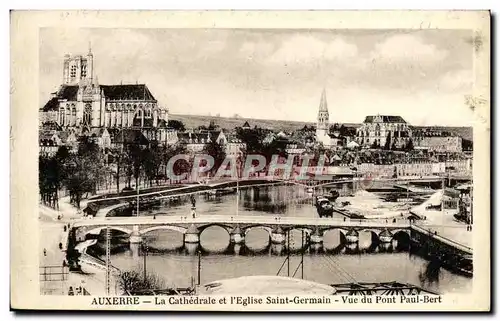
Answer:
[
  {"left": 39, "top": 136, "right": 191, "bottom": 210},
  {"left": 40, "top": 137, "right": 105, "bottom": 209},
  {"left": 368, "top": 134, "right": 415, "bottom": 151}
]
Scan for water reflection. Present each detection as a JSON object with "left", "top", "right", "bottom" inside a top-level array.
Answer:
[
  {"left": 419, "top": 260, "right": 441, "bottom": 286},
  {"left": 92, "top": 184, "right": 471, "bottom": 294}
]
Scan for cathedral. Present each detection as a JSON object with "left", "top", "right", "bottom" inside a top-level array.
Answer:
[{"left": 40, "top": 47, "right": 169, "bottom": 132}]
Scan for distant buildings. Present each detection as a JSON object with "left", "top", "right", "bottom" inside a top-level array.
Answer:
[
  {"left": 355, "top": 115, "right": 412, "bottom": 149},
  {"left": 413, "top": 130, "right": 463, "bottom": 153},
  {"left": 177, "top": 129, "right": 246, "bottom": 155}
]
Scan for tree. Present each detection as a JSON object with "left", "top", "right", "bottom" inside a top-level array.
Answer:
[
  {"left": 118, "top": 269, "right": 166, "bottom": 295},
  {"left": 405, "top": 138, "right": 414, "bottom": 151},
  {"left": 142, "top": 143, "right": 163, "bottom": 186},
  {"left": 162, "top": 144, "right": 189, "bottom": 182},
  {"left": 39, "top": 156, "right": 60, "bottom": 208},
  {"left": 167, "top": 119, "right": 186, "bottom": 132},
  {"left": 384, "top": 132, "right": 392, "bottom": 150},
  {"left": 203, "top": 140, "right": 226, "bottom": 176},
  {"left": 123, "top": 143, "right": 143, "bottom": 189},
  {"left": 62, "top": 137, "right": 104, "bottom": 208},
  {"left": 198, "top": 120, "right": 219, "bottom": 132},
  {"left": 235, "top": 126, "right": 267, "bottom": 155}
]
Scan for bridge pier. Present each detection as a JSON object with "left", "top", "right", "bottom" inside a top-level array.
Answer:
[
  {"left": 378, "top": 229, "right": 393, "bottom": 243},
  {"left": 230, "top": 226, "right": 245, "bottom": 244},
  {"left": 129, "top": 225, "right": 143, "bottom": 244},
  {"left": 129, "top": 242, "right": 141, "bottom": 259},
  {"left": 345, "top": 229, "right": 359, "bottom": 244},
  {"left": 309, "top": 242, "right": 323, "bottom": 254},
  {"left": 184, "top": 224, "right": 200, "bottom": 244},
  {"left": 270, "top": 226, "right": 286, "bottom": 244},
  {"left": 310, "top": 228, "right": 323, "bottom": 244},
  {"left": 271, "top": 244, "right": 284, "bottom": 255}
]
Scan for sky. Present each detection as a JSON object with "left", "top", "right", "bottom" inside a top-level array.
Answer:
[{"left": 39, "top": 28, "right": 476, "bottom": 126}]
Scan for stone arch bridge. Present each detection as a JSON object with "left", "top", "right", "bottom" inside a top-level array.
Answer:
[{"left": 72, "top": 215, "right": 411, "bottom": 246}]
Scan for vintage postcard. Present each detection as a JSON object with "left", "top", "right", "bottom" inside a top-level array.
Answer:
[{"left": 10, "top": 10, "right": 490, "bottom": 311}]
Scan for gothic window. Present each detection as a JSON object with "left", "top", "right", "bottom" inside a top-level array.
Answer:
[
  {"left": 81, "top": 64, "right": 87, "bottom": 78},
  {"left": 123, "top": 110, "right": 128, "bottom": 127},
  {"left": 116, "top": 110, "right": 122, "bottom": 127},
  {"left": 136, "top": 109, "right": 143, "bottom": 119},
  {"left": 60, "top": 108, "right": 65, "bottom": 125},
  {"left": 71, "top": 105, "right": 77, "bottom": 126},
  {"left": 65, "top": 107, "right": 71, "bottom": 126},
  {"left": 70, "top": 65, "right": 77, "bottom": 78},
  {"left": 83, "top": 103, "right": 92, "bottom": 126},
  {"left": 145, "top": 108, "right": 152, "bottom": 118}
]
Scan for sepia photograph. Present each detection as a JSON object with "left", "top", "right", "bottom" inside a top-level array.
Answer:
[{"left": 10, "top": 10, "right": 490, "bottom": 311}]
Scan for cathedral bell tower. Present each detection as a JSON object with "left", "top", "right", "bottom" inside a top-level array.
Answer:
[
  {"left": 316, "top": 88, "right": 330, "bottom": 144},
  {"left": 62, "top": 42, "right": 94, "bottom": 86}
]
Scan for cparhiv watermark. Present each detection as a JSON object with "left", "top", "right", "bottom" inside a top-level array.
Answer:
[{"left": 163, "top": 153, "right": 379, "bottom": 185}]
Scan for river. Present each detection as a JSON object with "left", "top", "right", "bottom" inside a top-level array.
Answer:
[{"left": 89, "top": 184, "right": 472, "bottom": 294}]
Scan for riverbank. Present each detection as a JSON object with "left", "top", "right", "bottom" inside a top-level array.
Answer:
[
  {"left": 335, "top": 190, "right": 412, "bottom": 219},
  {"left": 410, "top": 190, "right": 471, "bottom": 249}
]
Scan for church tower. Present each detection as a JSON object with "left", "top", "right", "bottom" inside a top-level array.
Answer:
[
  {"left": 62, "top": 43, "right": 94, "bottom": 85},
  {"left": 316, "top": 88, "right": 330, "bottom": 144}
]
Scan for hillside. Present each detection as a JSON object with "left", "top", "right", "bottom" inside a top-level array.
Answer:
[
  {"left": 169, "top": 113, "right": 317, "bottom": 132},
  {"left": 169, "top": 114, "right": 473, "bottom": 141}
]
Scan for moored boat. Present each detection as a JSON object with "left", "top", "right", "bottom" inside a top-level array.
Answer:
[{"left": 315, "top": 197, "right": 334, "bottom": 218}]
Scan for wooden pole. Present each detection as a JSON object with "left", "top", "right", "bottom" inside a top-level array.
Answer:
[
  {"left": 105, "top": 226, "right": 111, "bottom": 295},
  {"left": 301, "top": 229, "right": 304, "bottom": 279},
  {"left": 197, "top": 250, "right": 201, "bottom": 286},
  {"left": 143, "top": 242, "right": 147, "bottom": 282},
  {"left": 287, "top": 230, "right": 290, "bottom": 277}
]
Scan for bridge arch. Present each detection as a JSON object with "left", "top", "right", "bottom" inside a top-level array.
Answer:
[
  {"left": 322, "top": 228, "right": 349, "bottom": 247},
  {"left": 287, "top": 226, "right": 312, "bottom": 235},
  {"left": 392, "top": 229, "right": 411, "bottom": 249},
  {"left": 83, "top": 226, "right": 133, "bottom": 236},
  {"left": 358, "top": 229, "right": 382, "bottom": 244},
  {"left": 198, "top": 223, "right": 233, "bottom": 233},
  {"left": 321, "top": 226, "right": 351, "bottom": 234},
  {"left": 140, "top": 225, "right": 187, "bottom": 235},
  {"left": 244, "top": 225, "right": 273, "bottom": 235}
]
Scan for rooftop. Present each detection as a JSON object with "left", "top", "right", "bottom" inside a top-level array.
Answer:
[{"left": 363, "top": 115, "right": 407, "bottom": 124}]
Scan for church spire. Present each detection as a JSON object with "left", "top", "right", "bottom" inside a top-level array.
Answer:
[{"left": 319, "top": 88, "right": 328, "bottom": 112}]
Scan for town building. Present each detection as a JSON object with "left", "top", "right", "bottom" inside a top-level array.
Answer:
[
  {"left": 355, "top": 115, "right": 412, "bottom": 149},
  {"left": 177, "top": 130, "right": 247, "bottom": 155},
  {"left": 413, "top": 130, "right": 463, "bottom": 153}
]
